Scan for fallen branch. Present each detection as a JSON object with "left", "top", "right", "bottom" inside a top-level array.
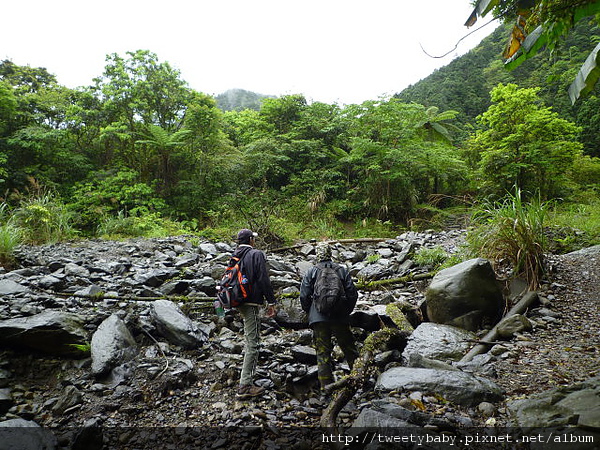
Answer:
[
  {"left": 41, "top": 290, "right": 215, "bottom": 303},
  {"left": 320, "top": 328, "right": 404, "bottom": 430},
  {"left": 271, "top": 238, "right": 388, "bottom": 253},
  {"left": 460, "top": 291, "right": 539, "bottom": 363}
]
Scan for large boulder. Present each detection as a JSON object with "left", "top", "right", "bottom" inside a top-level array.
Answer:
[
  {"left": 150, "top": 300, "right": 207, "bottom": 349},
  {"left": 90, "top": 314, "right": 138, "bottom": 376},
  {"left": 425, "top": 258, "right": 504, "bottom": 331},
  {"left": 0, "top": 311, "right": 88, "bottom": 357}
]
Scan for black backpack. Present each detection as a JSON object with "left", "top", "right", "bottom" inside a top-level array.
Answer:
[
  {"left": 217, "top": 254, "right": 250, "bottom": 309},
  {"left": 313, "top": 262, "right": 345, "bottom": 315}
]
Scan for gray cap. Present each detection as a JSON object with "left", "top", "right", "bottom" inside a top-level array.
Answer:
[{"left": 315, "top": 242, "right": 332, "bottom": 261}]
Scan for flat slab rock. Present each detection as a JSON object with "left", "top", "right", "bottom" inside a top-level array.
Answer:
[{"left": 376, "top": 366, "right": 503, "bottom": 407}]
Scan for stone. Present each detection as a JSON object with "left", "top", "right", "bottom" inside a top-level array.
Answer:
[
  {"left": 507, "top": 376, "right": 600, "bottom": 429},
  {"left": 425, "top": 258, "right": 504, "bottom": 331},
  {"left": 496, "top": 314, "right": 533, "bottom": 339},
  {"left": 291, "top": 345, "right": 317, "bottom": 364},
  {"left": 0, "top": 418, "right": 58, "bottom": 450},
  {"left": 376, "top": 367, "right": 504, "bottom": 406},
  {"left": 0, "top": 279, "right": 28, "bottom": 295},
  {"left": 151, "top": 300, "right": 207, "bottom": 349},
  {"left": 402, "top": 322, "right": 475, "bottom": 363},
  {"left": 0, "top": 311, "right": 88, "bottom": 357},
  {"left": 91, "top": 314, "right": 138, "bottom": 376}
]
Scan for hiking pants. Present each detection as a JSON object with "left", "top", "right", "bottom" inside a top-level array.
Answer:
[
  {"left": 238, "top": 304, "right": 261, "bottom": 386},
  {"left": 312, "top": 322, "right": 359, "bottom": 389}
]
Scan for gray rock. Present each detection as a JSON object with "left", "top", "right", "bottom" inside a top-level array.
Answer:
[
  {"left": 74, "top": 285, "right": 103, "bottom": 297},
  {"left": 134, "top": 268, "right": 178, "bottom": 288},
  {"left": 0, "top": 279, "right": 28, "bottom": 295},
  {"left": 376, "top": 367, "right": 504, "bottom": 406},
  {"left": 198, "top": 243, "right": 218, "bottom": 256},
  {"left": 51, "top": 385, "right": 82, "bottom": 415},
  {"left": 357, "top": 263, "right": 393, "bottom": 281},
  {"left": 174, "top": 254, "right": 198, "bottom": 268},
  {"left": 0, "top": 388, "right": 12, "bottom": 414},
  {"left": 0, "top": 311, "right": 88, "bottom": 357},
  {"left": 37, "top": 275, "right": 64, "bottom": 289},
  {"left": 496, "top": 314, "right": 533, "bottom": 339},
  {"left": 159, "top": 280, "right": 190, "bottom": 295},
  {"left": 507, "top": 376, "right": 600, "bottom": 429},
  {"left": 402, "top": 322, "right": 475, "bottom": 363},
  {"left": 351, "top": 407, "right": 411, "bottom": 428},
  {"left": 0, "top": 418, "right": 58, "bottom": 450},
  {"left": 291, "top": 345, "right": 317, "bottom": 364},
  {"left": 64, "top": 262, "right": 90, "bottom": 278},
  {"left": 90, "top": 314, "right": 138, "bottom": 376},
  {"left": 425, "top": 258, "right": 504, "bottom": 331},
  {"left": 295, "top": 261, "right": 314, "bottom": 278},
  {"left": 151, "top": 300, "right": 206, "bottom": 349}
]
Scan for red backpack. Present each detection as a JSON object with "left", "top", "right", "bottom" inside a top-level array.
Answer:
[{"left": 216, "top": 255, "right": 251, "bottom": 309}]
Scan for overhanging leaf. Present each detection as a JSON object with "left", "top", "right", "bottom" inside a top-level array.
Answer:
[
  {"left": 568, "top": 42, "right": 600, "bottom": 104},
  {"left": 465, "top": 0, "right": 500, "bottom": 26},
  {"left": 504, "top": 26, "right": 547, "bottom": 70}
]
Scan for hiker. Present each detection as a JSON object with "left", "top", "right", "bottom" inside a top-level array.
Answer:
[
  {"left": 299, "top": 242, "right": 359, "bottom": 394},
  {"left": 232, "top": 228, "right": 277, "bottom": 399}
]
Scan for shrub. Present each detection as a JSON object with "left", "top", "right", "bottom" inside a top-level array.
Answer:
[
  {"left": 466, "top": 188, "right": 547, "bottom": 289},
  {"left": 97, "top": 211, "right": 191, "bottom": 239},
  {"left": 414, "top": 246, "right": 449, "bottom": 268},
  {"left": 12, "top": 193, "right": 77, "bottom": 244}
]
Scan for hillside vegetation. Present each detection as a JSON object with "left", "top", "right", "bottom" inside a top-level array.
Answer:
[{"left": 0, "top": 17, "right": 598, "bottom": 263}]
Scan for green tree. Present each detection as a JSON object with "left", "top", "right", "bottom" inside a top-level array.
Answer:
[
  {"left": 0, "top": 61, "right": 92, "bottom": 193},
  {"left": 135, "top": 124, "right": 192, "bottom": 193},
  {"left": 465, "top": 83, "right": 583, "bottom": 198},
  {"left": 341, "top": 99, "right": 466, "bottom": 219},
  {"left": 89, "top": 50, "right": 192, "bottom": 168}
]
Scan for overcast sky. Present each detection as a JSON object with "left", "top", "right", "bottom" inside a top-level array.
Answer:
[{"left": 2, "top": 0, "right": 499, "bottom": 105}]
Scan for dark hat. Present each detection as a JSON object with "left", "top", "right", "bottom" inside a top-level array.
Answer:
[
  {"left": 237, "top": 228, "right": 258, "bottom": 243},
  {"left": 315, "top": 242, "right": 332, "bottom": 261}
]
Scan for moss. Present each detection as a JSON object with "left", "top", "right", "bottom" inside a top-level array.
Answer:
[{"left": 385, "top": 303, "right": 414, "bottom": 332}]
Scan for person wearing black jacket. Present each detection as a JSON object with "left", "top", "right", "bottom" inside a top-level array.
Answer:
[
  {"left": 232, "top": 229, "right": 276, "bottom": 399},
  {"left": 299, "top": 242, "right": 359, "bottom": 392}
]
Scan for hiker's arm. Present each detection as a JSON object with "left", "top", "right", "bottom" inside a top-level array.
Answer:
[
  {"left": 299, "top": 268, "right": 315, "bottom": 312},
  {"left": 257, "top": 252, "right": 276, "bottom": 303},
  {"left": 341, "top": 268, "right": 358, "bottom": 312}
]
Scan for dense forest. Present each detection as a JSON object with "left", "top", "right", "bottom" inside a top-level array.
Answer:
[{"left": 0, "top": 11, "right": 599, "bottom": 257}]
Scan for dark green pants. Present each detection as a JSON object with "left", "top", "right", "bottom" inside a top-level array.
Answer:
[{"left": 312, "top": 322, "right": 359, "bottom": 390}]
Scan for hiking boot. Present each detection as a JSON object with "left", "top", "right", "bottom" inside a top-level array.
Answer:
[{"left": 236, "top": 384, "right": 265, "bottom": 399}]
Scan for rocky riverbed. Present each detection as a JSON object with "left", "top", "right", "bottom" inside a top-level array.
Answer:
[{"left": 0, "top": 233, "right": 598, "bottom": 449}]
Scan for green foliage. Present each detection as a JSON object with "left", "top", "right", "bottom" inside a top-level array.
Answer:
[
  {"left": 465, "top": 83, "right": 583, "bottom": 199},
  {"left": 548, "top": 196, "right": 600, "bottom": 251},
  {"left": 69, "top": 169, "right": 166, "bottom": 231},
  {"left": 0, "top": 203, "right": 22, "bottom": 268},
  {"left": 12, "top": 192, "right": 77, "bottom": 244},
  {"left": 97, "top": 211, "right": 190, "bottom": 239},
  {"left": 366, "top": 254, "right": 382, "bottom": 264},
  {"left": 466, "top": 188, "right": 548, "bottom": 288},
  {"left": 413, "top": 246, "right": 449, "bottom": 268},
  {"left": 67, "top": 342, "right": 91, "bottom": 356}
]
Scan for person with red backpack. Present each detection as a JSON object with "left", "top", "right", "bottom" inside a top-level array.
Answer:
[
  {"left": 230, "top": 228, "right": 277, "bottom": 399},
  {"left": 299, "top": 242, "right": 359, "bottom": 395}
]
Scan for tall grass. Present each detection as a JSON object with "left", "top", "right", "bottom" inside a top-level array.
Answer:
[
  {"left": 0, "top": 203, "right": 22, "bottom": 268},
  {"left": 466, "top": 189, "right": 547, "bottom": 289},
  {"left": 12, "top": 192, "right": 77, "bottom": 244}
]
